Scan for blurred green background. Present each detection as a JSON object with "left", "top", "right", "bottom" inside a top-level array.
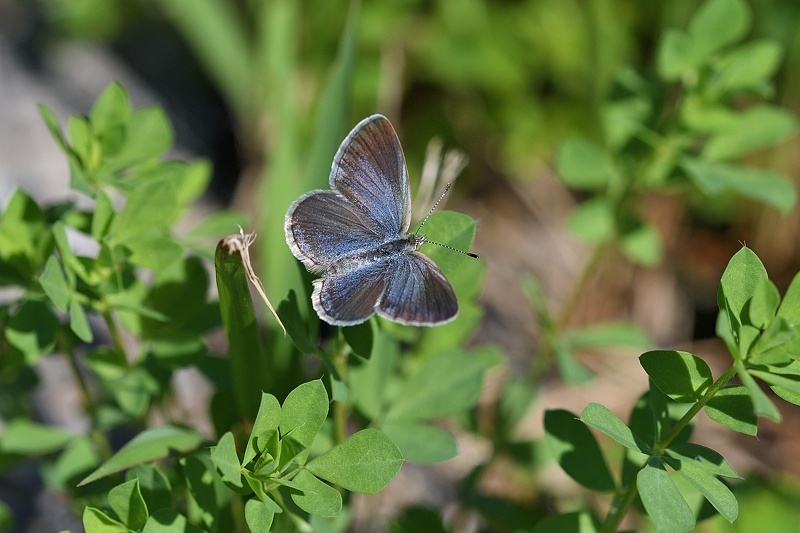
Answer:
[{"left": 3, "top": 0, "right": 800, "bottom": 531}]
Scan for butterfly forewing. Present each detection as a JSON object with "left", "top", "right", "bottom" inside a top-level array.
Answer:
[
  {"left": 330, "top": 115, "right": 412, "bottom": 236},
  {"left": 285, "top": 190, "right": 386, "bottom": 272}
]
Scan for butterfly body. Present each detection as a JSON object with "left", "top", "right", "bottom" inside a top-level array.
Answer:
[{"left": 285, "top": 115, "right": 459, "bottom": 327}]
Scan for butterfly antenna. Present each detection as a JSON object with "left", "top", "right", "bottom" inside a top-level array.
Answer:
[{"left": 415, "top": 183, "right": 479, "bottom": 259}]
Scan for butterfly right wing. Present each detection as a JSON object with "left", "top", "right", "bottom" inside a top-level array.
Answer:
[{"left": 285, "top": 189, "right": 385, "bottom": 272}]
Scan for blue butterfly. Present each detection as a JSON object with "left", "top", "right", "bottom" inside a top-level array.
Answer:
[{"left": 285, "top": 115, "right": 464, "bottom": 326}]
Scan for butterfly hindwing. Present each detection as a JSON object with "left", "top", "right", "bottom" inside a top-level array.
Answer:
[{"left": 378, "top": 252, "right": 458, "bottom": 326}]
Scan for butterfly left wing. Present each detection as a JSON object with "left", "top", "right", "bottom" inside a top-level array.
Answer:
[
  {"left": 377, "top": 252, "right": 458, "bottom": 326},
  {"left": 285, "top": 189, "right": 387, "bottom": 272},
  {"left": 329, "top": 115, "right": 412, "bottom": 236},
  {"left": 312, "top": 260, "right": 389, "bottom": 326}
]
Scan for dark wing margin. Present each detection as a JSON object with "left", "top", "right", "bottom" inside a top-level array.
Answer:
[
  {"left": 378, "top": 252, "right": 458, "bottom": 326},
  {"left": 285, "top": 190, "right": 386, "bottom": 272},
  {"left": 329, "top": 115, "right": 412, "bottom": 237}
]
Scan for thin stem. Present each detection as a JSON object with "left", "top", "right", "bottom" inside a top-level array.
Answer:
[
  {"left": 556, "top": 242, "right": 609, "bottom": 332},
  {"left": 58, "top": 330, "right": 96, "bottom": 417},
  {"left": 101, "top": 309, "right": 130, "bottom": 369},
  {"left": 57, "top": 329, "right": 114, "bottom": 461},
  {"left": 331, "top": 344, "right": 349, "bottom": 446},
  {"left": 654, "top": 364, "right": 737, "bottom": 454},
  {"left": 601, "top": 477, "right": 639, "bottom": 533}
]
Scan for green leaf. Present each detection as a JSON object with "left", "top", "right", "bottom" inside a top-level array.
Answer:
[
  {"left": 580, "top": 403, "right": 651, "bottom": 454},
  {"left": 68, "top": 115, "right": 95, "bottom": 170},
  {"left": 602, "top": 95, "right": 651, "bottom": 150},
  {"left": 719, "top": 247, "right": 768, "bottom": 323},
  {"left": 544, "top": 410, "right": 616, "bottom": 492},
  {"left": 349, "top": 333, "right": 400, "bottom": 420},
  {"left": 127, "top": 464, "right": 172, "bottom": 514},
  {"left": 69, "top": 300, "right": 93, "bottom": 343},
  {"left": 619, "top": 221, "right": 663, "bottom": 266},
  {"left": 82, "top": 507, "right": 128, "bottom": 533},
  {"left": 748, "top": 277, "right": 780, "bottom": 328},
  {"left": 244, "top": 393, "right": 282, "bottom": 467},
  {"left": 111, "top": 178, "right": 180, "bottom": 245},
  {"left": 79, "top": 426, "right": 204, "bottom": 486},
  {"left": 750, "top": 370, "right": 800, "bottom": 398},
  {"left": 565, "top": 322, "right": 650, "bottom": 349},
  {"left": 107, "top": 107, "right": 173, "bottom": 171},
  {"left": 387, "top": 349, "right": 487, "bottom": 421},
  {"left": 277, "top": 290, "right": 318, "bottom": 355},
  {"left": 39, "top": 256, "right": 71, "bottom": 312},
  {"left": 38, "top": 103, "right": 73, "bottom": 157},
  {"left": 0, "top": 188, "right": 51, "bottom": 284},
  {"left": 554, "top": 341, "right": 594, "bottom": 385},
  {"left": 565, "top": 198, "right": 615, "bottom": 244},
  {"left": 772, "top": 384, "right": 800, "bottom": 407},
  {"left": 663, "top": 455, "right": 738, "bottom": 522},
  {"left": 738, "top": 367, "right": 781, "bottom": 421},
  {"left": 666, "top": 442, "right": 740, "bottom": 478},
  {"left": 0, "top": 419, "right": 73, "bottom": 454},
  {"left": 710, "top": 40, "right": 783, "bottom": 94},
  {"left": 6, "top": 300, "right": 59, "bottom": 362},
  {"left": 752, "top": 317, "right": 795, "bottom": 360},
  {"left": 142, "top": 508, "right": 204, "bottom": 533},
  {"left": 703, "top": 106, "right": 797, "bottom": 161},
  {"left": 342, "top": 320, "right": 375, "bottom": 359},
  {"left": 108, "top": 478, "right": 149, "bottom": 530},
  {"left": 381, "top": 421, "right": 457, "bottom": 464},
  {"left": 556, "top": 138, "right": 614, "bottom": 190},
  {"left": 89, "top": 82, "right": 131, "bottom": 155},
  {"left": 417, "top": 211, "right": 479, "bottom": 286},
  {"left": 778, "top": 272, "right": 800, "bottom": 326},
  {"left": 306, "top": 428, "right": 403, "bottom": 494},
  {"left": 682, "top": 159, "right": 796, "bottom": 213},
  {"left": 52, "top": 221, "right": 92, "bottom": 284},
  {"left": 657, "top": 28, "right": 694, "bottom": 81},
  {"left": 640, "top": 350, "right": 712, "bottom": 403},
  {"left": 53, "top": 436, "right": 101, "bottom": 487},
  {"left": 688, "top": 0, "right": 750, "bottom": 57},
  {"left": 211, "top": 432, "right": 243, "bottom": 489},
  {"left": 704, "top": 385, "right": 757, "bottom": 436},
  {"left": 638, "top": 459, "right": 695, "bottom": 533},
  {"left": 91, "top": 189, "right": 115, "bottom": 241},
  {"left": 280, "top": 380, "right": 329, "bottom": 464},
  {"left": 244, "top": 498, "right": 275, "bottom": 532},
  {"left": 290, "top": 470, "right": 342, "bottom": 517}
]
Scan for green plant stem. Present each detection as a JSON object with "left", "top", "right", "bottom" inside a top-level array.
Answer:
[
  {"left": 600, "top": 363, "right": 738, "bottom": 531},
  {"left": 58, "top": 330, "right": 96, "bottom": 417},
  {"left": 556, "top": 242, "right": 609, "bottom": 333},
  {"left": 654, "top": 364, "right": 737, "bottom": 454},
  {"left": 601, "top": 477, "right": 639, "bottom": 533},
  {"left": 332, "top": 348, "right": 348, "bottom": 446},
  {"left": 529, "top": 242, "right": 609, "bottom": 384},
  {"left": 56, "top": 329, "right": 115, "bottom": 460},
  {"left": 101, "top": 309, "right": 130, "bottom": 369}
]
